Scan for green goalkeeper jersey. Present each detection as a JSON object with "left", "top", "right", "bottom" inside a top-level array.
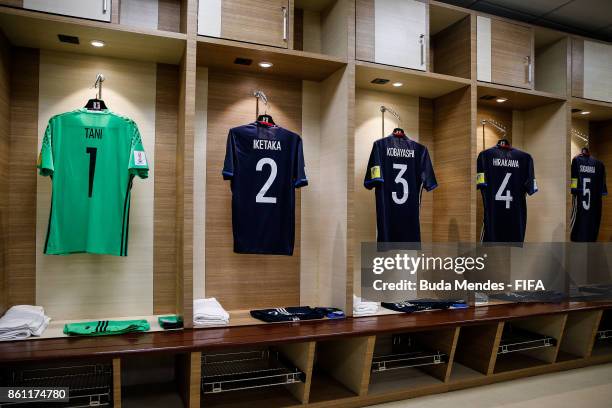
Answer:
[{"left": 37, "top": 109, "right": 149, "bottom": 256}]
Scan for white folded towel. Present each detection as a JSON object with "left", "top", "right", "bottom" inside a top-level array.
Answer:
[
  {"left": 353, "top": 295, "right": 379, "bottom": 316},
  {"left": 194, "top": 298, "right": 230, "bottom": 326},
  {"left": 0, "top": 305, "right": 51, "bottom": 341}
]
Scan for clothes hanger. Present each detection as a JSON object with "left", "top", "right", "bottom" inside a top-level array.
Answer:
[
  {"left": 84, "top": 73, "right": 108, "bottom": 111},
  {"left": 380, "top": 106, "right": 404, "bottom": 138},
  {"left": 254, "top": 90, "right": 275, "bottom": 126}
]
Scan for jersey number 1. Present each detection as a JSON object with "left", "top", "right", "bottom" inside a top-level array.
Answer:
[{"left": 86, "top": 147, "right": 97, "bottom": 198}]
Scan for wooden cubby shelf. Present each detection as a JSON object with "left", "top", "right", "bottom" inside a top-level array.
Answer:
[{"left": 1, "top": 1, "right": 612, "bottom": 407}]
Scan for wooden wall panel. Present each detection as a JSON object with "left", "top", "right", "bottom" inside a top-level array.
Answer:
[
  {"left": 7, "top": 47, "right": 38, "bottom": 307},
  {"left": 535, "top": 39, "right": 567, "bottom": 95},
  {"left": 293, "top": 7, "right": 304, "bottom": 51},
  {"left": 590, "top": 120, "right": 612, "bottom": 241},
  {"left": 432, "top": 17, "right": 471, "bottom": 79},
  {"left": 0, "top": 35, "right": 9, "bottom": 315},
  {"left": 177, "top": 2, "right": 197, "bottom": 326},
  {"left": 432, "top": 86, "right": 473, "bottom": 242},
  {"left": 35, "top": 51, "right": 156, "bottom": 319},
  {"left": 419, "top": 98, "right": 433, "bottom": 243},
  {"left": 521, "top": 102, "right": 568, "bottom": 242},
  {"left": 205, "top": 70, "right": 302, "bottom": 311},
  {"left": 571, "top": 38, "right": 584, "bottom": 98},
  {"left": 158, "top": 0, "right": 181, "bottom": 33},
  {"left": 154, "top": 63, "right": 179, "bottom": 314},
  {"left": 318, "top": 67, "right": 349, "bottom": 310},
  {"left": 355, "top": 0, "right": 374, "bottom": 62}
]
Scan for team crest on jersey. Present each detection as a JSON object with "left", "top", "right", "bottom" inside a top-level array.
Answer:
[
  {"left": 371, "top": 165, "right": 381, "bottom": 179},
  {"left": 134, "top": 150, "right": 147, "bottom": 166}
]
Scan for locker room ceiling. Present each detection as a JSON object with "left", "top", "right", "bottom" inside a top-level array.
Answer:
[{"left": 439, "top": 0, "right": 612, "bottom": 42}]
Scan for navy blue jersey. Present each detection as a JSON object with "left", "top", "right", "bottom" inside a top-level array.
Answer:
[
  {"left": 477, "top": 146, "right": 537, "bottom": 243},
  {"left": 570, "top": 154, "right": 607, "bottom": 242},
  {"left": 222, "top": 122, "right": 307, "bottom": 255},
  {"left": 364, "top": 135, "right": 437, "bottom": 242}
]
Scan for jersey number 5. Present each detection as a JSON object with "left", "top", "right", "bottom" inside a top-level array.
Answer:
[
  {"left": 256, "top": 157, "right": 277, "bottom": 204},
  {"left": 495, "top": 172, "right": 513, "bottom": 209},
  {"left": 392, "top": 163, "right": 409, "bottom": 205},
  {"left": 582, "top": 178, "right": 591, "bottom": 210}
]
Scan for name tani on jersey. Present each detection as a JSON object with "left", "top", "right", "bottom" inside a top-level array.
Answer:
[
  {"left": 579, "top": 165, "right": 596, "bottom": 174},
  {"left": 387, "top": 147, "right": 415, "bottom": 158},
  {"left": 84, "top": 127, "right": 104, "bottom": 139},
  {"left": 493, "top": 158, "right": 519, "bottom": 168},
  {"left": 253, "top": 139, "right": 281, "bottom": 151}
]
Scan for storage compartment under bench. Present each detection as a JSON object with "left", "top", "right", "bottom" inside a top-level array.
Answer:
[{"left": 0, "top": 362, "right": 113, "bottom": 407}]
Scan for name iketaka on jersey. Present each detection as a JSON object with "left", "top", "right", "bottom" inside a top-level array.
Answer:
[
  {"left": 580, "top": 165, "right": 596, "bottom": 174},
  {"left": 386, "top": 147, "right": 415, "bottom": 158},
  {"left": 253, "top": 139, "right": 282, "bottom": 150},
  {"left": 492, "top": 158, "right": 519, "bottom": 168}
]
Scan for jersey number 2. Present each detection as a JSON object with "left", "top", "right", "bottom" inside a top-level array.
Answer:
[
  {"left": 495, "top": 172, "right": 513, "bottom": 209},
  {"left": 256, "top": 158, "right": 277, "bottom": 204},
  {"left": 86, "top": 147, "right": 97, "bottom": 198}
]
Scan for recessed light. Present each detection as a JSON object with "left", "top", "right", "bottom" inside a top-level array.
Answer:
[
  {"left": 580, "top": 111, "right": 591, "bottom": 115},
  {"left": 496, "top": 97, "right": 508, "bottom": 103},
  {"left": 90, "top": 40, "right": 105, "bottom": 48},
  {"left": 392, "top": 82, "right": 403, "bottom": 87},
  {"left": 258, "top": 61, "right": 273, "bottom": 68}
]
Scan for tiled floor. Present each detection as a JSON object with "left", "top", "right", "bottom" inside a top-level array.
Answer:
[{"left": 373, "top": 363, "right": 612, "bottom": 408}]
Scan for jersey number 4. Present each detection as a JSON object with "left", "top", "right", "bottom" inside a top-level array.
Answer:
[
  {"left": 256, "top": 157, "right": 277, "bottom": 204},
  {"left": 495, "top": 172, "right": 513, "bottom": 209}
]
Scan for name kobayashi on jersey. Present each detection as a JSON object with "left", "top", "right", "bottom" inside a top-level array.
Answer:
[
  {"left": 477, "top": 144, "right": 537, "bottom": 243},
  {"left": 364, "top": 135, "right": 437, "bottom": 243}
]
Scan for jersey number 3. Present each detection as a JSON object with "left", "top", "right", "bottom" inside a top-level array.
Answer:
[
  {"left": 392, "top": 163, "right": 409, "bottom": 205},
  {"left": 256, "top": 157, "right": 277, "bottom": 204}
]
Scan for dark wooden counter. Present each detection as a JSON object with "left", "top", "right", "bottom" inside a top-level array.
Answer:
[{"left": 1, "top": 302, "right": 610, "bottom": 363}]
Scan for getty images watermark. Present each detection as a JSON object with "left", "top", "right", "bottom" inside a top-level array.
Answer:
[{"left": 360, "top": 242, "right": 612, "bottom": 303}]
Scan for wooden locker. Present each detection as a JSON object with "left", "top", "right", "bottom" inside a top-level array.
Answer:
[
  {"left": 583, "top": 40, "right": 612, "bottom": 103},
  {"left": 491, "top": 19, "right": 533, "bottom": 89},
  {"left": 22, "top": 0, "right": 111, "bottom": 22},
  {"left": 198, "top": 0, "right": 289, "bottom": 49},
  {"left": 355, "top": 0, "right": 427, "bottom": 71}
]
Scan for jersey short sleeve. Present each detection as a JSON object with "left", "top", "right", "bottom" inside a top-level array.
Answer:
[
  {"left": 364, "top": 142, "right": 383, "bottom": 189},
  {"left": 294, "top": 137, "right": 308, "bottom": 188},
  {"left": 570, "top": 157, "right": 579, "bottom": 193},
  {"left": 476, "top": 151, "right": 486, "bottom": 189},
  {"left": 222, "top": 130, "right": 235, "bottom": 180},
  {"left": 420, "top": 147, "right": 438, "bottom": 191},
  {"left": 37, "top": 123, "right": 54, "bottom": 177},
  {"left": 128, "top": 123, "right": 149, "bottom": 179},
  {"left": 524, "top": 155, "right": 538, "bottom": 195}
]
